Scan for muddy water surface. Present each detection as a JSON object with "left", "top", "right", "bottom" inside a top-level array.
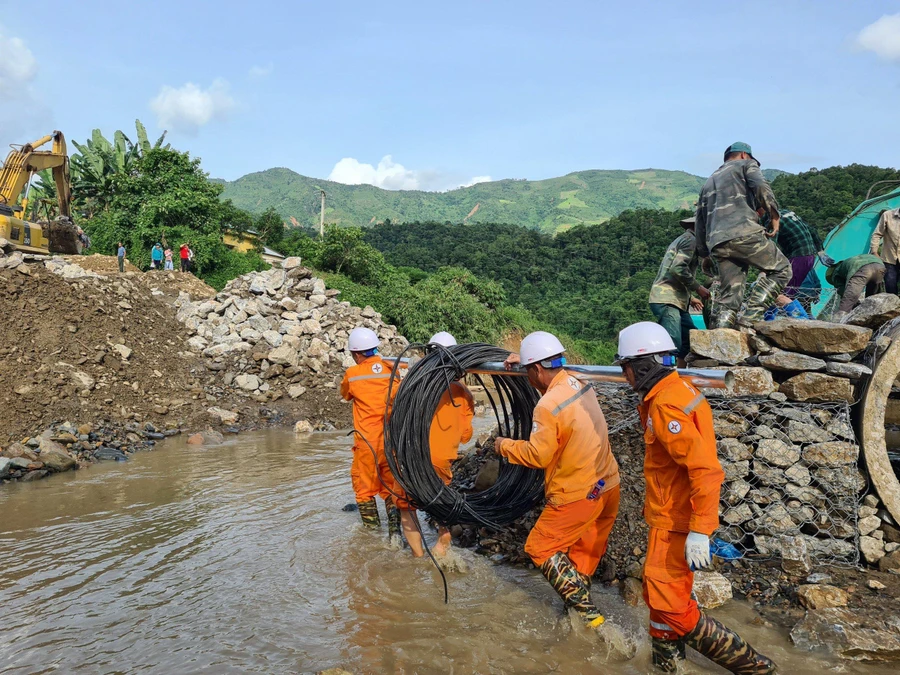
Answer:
[{"left": 0, "top": 429, "right": 893, "bottom": 674}]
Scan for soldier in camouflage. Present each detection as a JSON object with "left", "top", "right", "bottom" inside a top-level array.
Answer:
[
  {"left": 649, "top": 216, "right": 710, "bottom": 365},
  {"left": 695, "top": 142, "right": 792, "bottom": 329}
]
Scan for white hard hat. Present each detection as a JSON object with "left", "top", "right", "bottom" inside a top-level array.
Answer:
[
  {"left": 519, "top": 331, "right": 566, "bottom": 366},
  {"left": 429, "top": 331, "right": 457, "bottom": 347},
  {"left": 348, "top": 327, "right": 380, "bottom": 352},
  {"left": 615, "top": 322, "right": 676, "bottom": 363}
]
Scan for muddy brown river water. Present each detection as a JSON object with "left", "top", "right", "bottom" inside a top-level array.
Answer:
[{"left": 0, "top": 429, "right": 895, "bottom": 674}]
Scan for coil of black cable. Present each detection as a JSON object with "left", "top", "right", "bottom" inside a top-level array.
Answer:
[{"left": 384, "top": 342, "right": 545, "bottom": 528}]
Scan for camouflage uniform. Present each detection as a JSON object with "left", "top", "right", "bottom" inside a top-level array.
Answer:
[
  {"left": 649, "top": 230, "right": 702, "bottom": 357},
  {"left": 695, "top": 159, "right": 791, "bottom": 328}
]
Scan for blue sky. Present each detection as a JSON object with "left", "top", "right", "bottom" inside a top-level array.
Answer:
[{"left": 2, "top": 1, "right": 900, "bottom": 189}]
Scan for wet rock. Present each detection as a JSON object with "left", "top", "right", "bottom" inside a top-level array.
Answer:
[
  {"left": 758, "top": 351, "right": 826, "bottom": 372},
  {"left": 622, "top": 577, "right": 643, "bottom": 607},
  {"left": 781, "top": 536, "right": 812, "bottom": 576},
  {"left": 729, "top": 367, "right": 776, "bottom": 396},
  {"left": 474, "top": 459, "right": 500, "bottom": 492},
  {"left": 878, "top": 550, "right": 900, "bottom": 573},
  {"left": 186, "top": 429, "right": 225, "bottom": 446},
  {"left": 693, "top": 571, "right": 732, "bottom": 608},
  {"left": 780, "top": 373, "right": 854, "bottom": 403},
  {"left": 21, "top": 470, "right": 48, "bottom": 482},
  {"left": 94, "top": 447, "right": 128, "bottom": 461},
  {"left": 797, "top": 584, "right": 849, "bottom": 609},
  {"left": 207, "top": 407, "right": 239, "bottom": 424},
  {"left": 843, "top": 293, "right": 900, "bottom": 328},
  {"left": 802, "top": 441, "right": 859, "bottom": 467},
  {"left": 755, "top": 319, "right": 873, "bottom": 355},
  {"left": 0, "top": 457, "right": 10, "bottom": 478},
  {"left": 294, "top": 420, "right": 314, "bottom": 434},
  {"left": 790, "top": 607, "right": 900, "bottom": 661},
  {"left": 37, "top": 438, "right": 76, "bottom": 472},
  {"left": 689, "top": 328, "right": 750, "bottom": 365}
]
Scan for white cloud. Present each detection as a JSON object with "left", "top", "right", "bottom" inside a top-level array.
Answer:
[
  {"left": 0, "top": 28, "right": 50, "bottom": 151},
  {"left": 856, "top": 13, "right": 900, "bottom": 61},
  {"left": 149, "top": 78, "right": 234, "bottom": 135},
  {"left": 328, "top": 155, "right": 490, "bottom": 192},
  {"left": 249, "top": 64, "right": 273, "bottom": 78}
]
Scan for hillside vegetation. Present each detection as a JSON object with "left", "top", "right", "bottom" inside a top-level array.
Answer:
[{"left": 221, "top": 167, "right": 706, "bottom": 233}]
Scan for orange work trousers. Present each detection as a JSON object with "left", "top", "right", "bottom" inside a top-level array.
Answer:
[
  {"left": 525, "top": 485, "right": 620, "bottom": 575},
  {"left": 642, "top": 528, "right": 701, "bottom": 639},
  {"left": 350, "top": 443, "right": 394, "bottom": 503}
]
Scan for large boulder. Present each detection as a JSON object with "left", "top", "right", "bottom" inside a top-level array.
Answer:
[
  {"left": 692, "top": 571, "right": 733, "bottom": 608},
  {"left": 689, "top": 328, "right": 750, "bottom": 365},
  {"left": 38, "top": 438, "right": 76, "bottom": 472},
  {"left": 758, "top": 351, "right": 826, "bottom": 372},
  {"left": 843, "top": 293, "right": 900, "bottom": 328},
  {"left": 790, "top": 607, "right": 900, "bottom": 661},
  {"left": 755, "top": 319, "right": 872, "bottom": 355},
  {"left": 268, "top": 344, "right": 300, "bottom": 367},
  {"left": 797, "top": 584, "right": 849, "bottom": 609},
  {"left": 780, "top": 372, "right": 854, "bottom": 403}
]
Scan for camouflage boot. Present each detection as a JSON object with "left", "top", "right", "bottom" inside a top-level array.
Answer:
[
  {"left": 385, "top": 498, "right": 403, "bottom": 547},
  {"left": 683, "top": 613, "right": 777, "bottom": 674},
  {"left": 540, "top": 552, "right": 605, "bottom": 628},
  {"left": 714, "top": 307, "right": 737, "bottom": 330},
  {"left": 739, "top": 275, "right": 782, "bottom": 326},
  {"left": 650, "top": 636, "right": 686, "bottom": 673},
  {"left": 357, "top": 498, "right": 380, "bottom": 529}
]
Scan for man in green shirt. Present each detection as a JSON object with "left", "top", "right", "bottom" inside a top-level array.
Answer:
[
  {"left": 649, "top": 216, "right": 710, "bottom": 365},
  {"left": 825, "top": 254, "right": 885, "bottom": 321}
]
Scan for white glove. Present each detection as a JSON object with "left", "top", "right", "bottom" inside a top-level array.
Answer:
[{"left": 685, "top": 531, "right": 711, "bottom": 570}]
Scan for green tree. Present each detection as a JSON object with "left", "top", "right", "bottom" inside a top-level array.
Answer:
[{"left": 255, "top": 207, "right": 285, "bottom": 247}]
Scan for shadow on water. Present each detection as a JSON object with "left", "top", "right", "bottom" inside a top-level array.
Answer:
[{"left": 0, "top": 428, "right": 895, "bottom": 674}]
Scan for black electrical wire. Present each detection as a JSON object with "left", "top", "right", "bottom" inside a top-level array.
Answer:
[{"left": 384, "top": 342, "right": 545, "bottom": 529}]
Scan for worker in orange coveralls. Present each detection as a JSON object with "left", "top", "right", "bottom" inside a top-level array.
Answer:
[
  {"left": 615, "top": 321, "right": 777, "bottom": 674},
  {"left": 494, "top": 331, "right": 622, "bottom": 635},
  {"left": 340, "top": 326, "right": 405, "bottom": 545}
]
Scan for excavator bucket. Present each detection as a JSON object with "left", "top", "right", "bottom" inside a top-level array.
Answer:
[{"left": 45, "top": 218, "right": 82, "bottom": 255}]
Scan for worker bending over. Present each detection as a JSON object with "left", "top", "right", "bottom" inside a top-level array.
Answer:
[
  {"left": 400, "top": 331, "right": 475, "bottom": 558},
  {"left": 340, "top": 327, "right": 404, "bottom": 544},
  {"left": 825, "top": 254, "right": 886, "bottom": 322},
  {"left": 649, "top": 215, "right": 709, "bottom": 366},
  {"left": 616, "top": 321, "right": 776, "bottom": 674},
  {"left": 695, "top": 142, "right": 791, "bottom": 328},
  {"left": 496, "top": 332, "right": 621, "bottom": 633}
]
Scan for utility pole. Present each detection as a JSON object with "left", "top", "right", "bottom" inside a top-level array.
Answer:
[{"left": 319, "top": 189, "right": 326, "bottom": 238}]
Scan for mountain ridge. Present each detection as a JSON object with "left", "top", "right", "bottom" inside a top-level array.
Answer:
[{"left": 220, "top": 166, "right": 788, "bottom": 233}]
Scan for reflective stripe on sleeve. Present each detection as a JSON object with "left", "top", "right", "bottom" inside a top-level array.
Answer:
[
  {"left": 682, "top": 393, "right": 705, "bottom": 415},
  {"left": 551, "top": 385, "right": 592, "bottom": 416},
  {"left": 650, "top": 620, "right": 673, "bottom": 632},
  {"left": 348, "top": 373, "right": 393, "bottom": 383}
]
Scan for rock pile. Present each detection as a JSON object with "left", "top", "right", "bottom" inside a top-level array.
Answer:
[{"left": 174, "top": 259, "right": 408, "bottom": 402}]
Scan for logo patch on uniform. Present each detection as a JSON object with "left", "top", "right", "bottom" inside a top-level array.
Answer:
[
  {"left": 567, "top": 376, "right": 580, "bottom": 390},
  {"left": 532, "top": 421, "right": 539, "bottom": 435},
  {"left": 668, "top": 420, "right": 682, "bottom": 434},
  {"left": 371, "top": 362, "right": 383, "bottom": 374}
]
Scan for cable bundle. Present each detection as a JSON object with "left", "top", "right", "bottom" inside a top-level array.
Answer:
[{"left": 385, "top": 343, "right": 545, "bottom": 528}]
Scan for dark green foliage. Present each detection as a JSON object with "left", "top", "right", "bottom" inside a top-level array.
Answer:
[
  {"left": 221, "top": 167, "right": 704, "bottom": 233},
  {"left": 78, "top": 147, "right": 266, "bottom": 289},
  {"left": 771, "top": 164, "right": 900, "bottom": 235},
  {"left": 255, "top": 207, "right": 285, "bottom": 246},
  {"left": 365, "top": 208, "right": 692, "bottom": 344}
]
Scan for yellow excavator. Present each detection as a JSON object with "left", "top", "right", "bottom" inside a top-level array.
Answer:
[{"left": 0, "top": 130, "right": 82, "bottom": 255}]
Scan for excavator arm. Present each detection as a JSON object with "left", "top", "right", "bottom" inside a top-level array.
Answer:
[{"left": 0, "top": 131, "right": 71, "bottom": 217}]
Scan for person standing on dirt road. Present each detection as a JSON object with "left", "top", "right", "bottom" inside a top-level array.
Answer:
[
  {"left": 615, "top": 321, "right": 777, "bottom": 674},
  {"left": 117, "top": 242, "right": 126, "bottom": 273},
  {"left": 496, "top": 332, "right": 626, "bottom": 651},
  {"left": 695, "top": 142, "right": 792, "bottom": 329}
]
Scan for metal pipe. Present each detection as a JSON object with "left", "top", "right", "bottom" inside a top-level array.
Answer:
[{"left": 384, "top": 358, "right": 732, "bottom": 390}]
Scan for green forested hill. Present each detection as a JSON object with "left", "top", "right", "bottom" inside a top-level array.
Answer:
[{"left": 221, "top": 167, "right": 706, "bottom": 233}]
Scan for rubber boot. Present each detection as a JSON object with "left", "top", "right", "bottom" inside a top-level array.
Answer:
[
  {"left": 714, "top": 307, "right": 737, "bottom": 330},
  {"left": 683, "top": 613, "right": 777, "bottom": 674},
  {"left": 540, "top": 552, "right": 605, "bottom": 627},
  {"left": 740, "top": 275, "right": 782, "bottom": 326},
  {"left": 357, "top": 498, "right": 380, "bottom": 529},
  {"left": 651, "top": 636, "right": 686, "bottom": 673},
  {"left": 385, "top": 499, "right": 403, "bottom": 548}
]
